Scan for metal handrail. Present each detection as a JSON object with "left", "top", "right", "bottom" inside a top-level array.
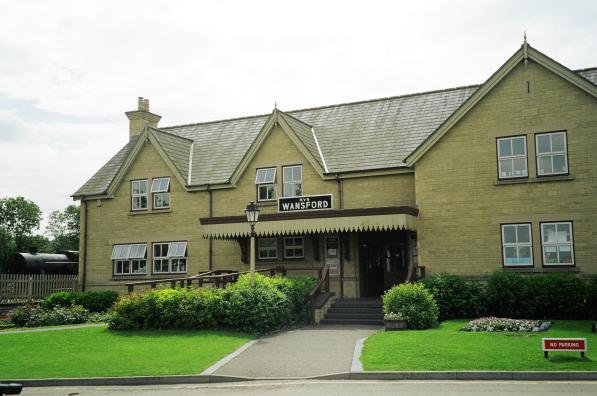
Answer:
[{"left": 308, "top": 267, "right": 330, "bottom": 323}]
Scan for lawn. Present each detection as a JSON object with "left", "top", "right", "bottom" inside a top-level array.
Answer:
[
  {"left": 0, "top": 326, "right": 252, "bottom": 379},
  {"left": 361, "top": 320, "right": 596, "bottom": 371}
]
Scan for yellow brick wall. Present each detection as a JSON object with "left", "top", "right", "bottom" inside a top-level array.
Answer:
[{"left": 415, "top": 60, "right": 597, "bottom": 277}]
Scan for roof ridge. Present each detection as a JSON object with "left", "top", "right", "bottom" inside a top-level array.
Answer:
[
  {"left": 573, "top": 66, "right": 597, "bottom": 72},
  {"left": 277, "top": 109, "right": 312, "bottom": 129},
  {"left": 150, "top": 126, "right": 194, "bottom": 142},
  {"left": 161, "top": 84, "right": 482, "bottom": 130}
]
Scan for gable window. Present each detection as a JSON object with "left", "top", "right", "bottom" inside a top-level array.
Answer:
[
  {"left": 283, "top": 165, "right": 303, "bottom": 197},
  {"left": 151, "top": 177, "right": 170, "bottom": 209},
  {"left": 536, "top": 131, "right": 568, "bottom": 176},
  {"left": 131, "top": 180, "right": 148, "bottom": 211},
  {"left": 112, "top": 244, "right": 147, "bottom": 275},
  {"left": 501, "top": 224, "right": 532, "bottom": 267},
  {"left": 258, "top": 238, "right": 277, "bottom": 259},
  {"left": 153, "top": 241, "right": 187, "bottom": 274},
  {"left": 541, "top": 222, "right": 574, "bottom": 266},
  {"left": 497, "top": 136, "right": 528, "bottom": 179},
  {"left": 284, "top": 237, "right": 304, "bottom": 259},
  {"left": 255, "top": 168, "right": 276, "bottom": 201}
]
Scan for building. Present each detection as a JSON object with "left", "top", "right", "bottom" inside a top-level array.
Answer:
[{"left": 73, "top": 41, "right": 597, "bottom": 297}]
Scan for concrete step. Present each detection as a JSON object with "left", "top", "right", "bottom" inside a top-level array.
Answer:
[
  {"left": 331, "top": 299, "right": 382, "bottom": 308},
  {"left": 324, "top": 312, "right": 384, "bottom": 320},
  {"left": 326, "top": 307, "right": 383, "bottom": 314},
  {"left": 319, "top": 318, "right": 384, "bottom": 326}
]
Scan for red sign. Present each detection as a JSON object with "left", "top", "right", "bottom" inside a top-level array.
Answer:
[{"left": 542, "top": 338, "right": 587, "bottom": 352}]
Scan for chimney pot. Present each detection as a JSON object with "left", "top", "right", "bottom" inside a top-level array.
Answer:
[{"left": 126, "top": 97, "right": 161, "bottom": 139}]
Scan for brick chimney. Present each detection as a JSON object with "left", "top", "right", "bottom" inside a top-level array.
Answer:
[{"left": 125, "top": 97, "right": 161, "bottom": 139}]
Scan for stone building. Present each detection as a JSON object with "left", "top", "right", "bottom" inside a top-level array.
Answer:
[{"left": 73, "top": 42, "right": 597, "bottom": 296}]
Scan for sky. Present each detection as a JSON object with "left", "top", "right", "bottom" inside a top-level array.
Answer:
[{"left": 1, "top": 0, "right": 596, "bottom": 234}]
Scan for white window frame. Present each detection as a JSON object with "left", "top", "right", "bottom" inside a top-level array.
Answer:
[
  {"left": 257, "top": 238, "right": 278, "bottom": 260},
  {"left": 284, "top": 236, "right": 304, "bottom": 259},
  {"left": 501, "top": 224, "right": 533, "bottom": 267},
  {"left": 497, "top": 136, "right": 528, "bottom": 179},
  {"left": 152, "top": 241, "right": 188, "bottom": 274},
  {"left": 536, "top": 131, "right": 568, "bottom": 176},
  {"left": 151, "top": 177, "right": 171, "bottom": 209},
  {"left": 131, "top": 180, "right": 148, "bottom": 211},
  {"left": 541, "top": 222, "right": 574, "bottom": 266},
  {"left": 255, "top": 168, "right": 277, "bottom": 202},
  {"left": 112, "top": 244, "right": 147, "bottom": 275},
  {"left": 283, "top": 165, "right": 303, "bottom": 197}
]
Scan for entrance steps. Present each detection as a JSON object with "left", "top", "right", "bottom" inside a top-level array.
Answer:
[{"left": 319, "top": 298, "right": 384, "bottom": 326}]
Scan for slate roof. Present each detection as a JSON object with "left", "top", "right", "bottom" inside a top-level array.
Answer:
[{"left": 73, "top": 68, "right": 597, "bottom": 197}]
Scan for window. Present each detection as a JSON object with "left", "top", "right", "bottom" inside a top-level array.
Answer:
[
  {"left": 536, "top": 132, "right": 568, "bottom": 176},
  {"left": 255, "top": 168, "right": 276, "bottom": 201},
  {"left": 497, "top": 136, "right": 528, "bottom": 179},
  {"left": 541, "top": 222, "right": 574, "bottom": 266},
  {"left": 131, "top": 180, "right": 148, "bottom": 210},
  {"left": 501, "top": 224, "right": 532, "bottom": 266},
  {"left": 112, "top": 244, "right": 147, "bottom": 275},
  {"left": 151, "top": 177, "right": 170, "bottom": 209},
  {"left": 258, "top": 238, "right": 277, "bottom": 259},
  {"left": 153, "top": 242, "right": 187, "bottom": 273},
  {"left": 284, "top": 237, "right": 304, "bottom": 258},
  {"left": 283, "top": 165, "right": 303, "bottom": 197}
]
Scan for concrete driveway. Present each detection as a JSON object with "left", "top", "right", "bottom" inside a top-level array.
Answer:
[{"left": 210, "top": 325, "right": 380, "bottom": 378}]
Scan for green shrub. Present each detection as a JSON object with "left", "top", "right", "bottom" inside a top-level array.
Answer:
[
  {"left": 588, "top": 276, "right": 597, "bottom": 320},
  {"left": 108, "top": 292, "right": 159, "bottom": 330},
  {"left": 526, "top": 273, "right": 588, "bottom": 319},
  {"left": 176, "top": 288, "right": 223, "bottom": 329},
  {"left": 485, "top": 272, "right": 532, "bottom": 318},
  {"left": 222, "top": 274, "right": 291, "bottom": 334},
  {"left": 421, "top": 273, "right": 486, "bottom": 320},
  {"left": 383, "top": 283, "right": 438, "bottom": 329},
  {"left": 42, "top": 291, "right": 119, "bottom": 313},
  {"left": 8, "top": 304, "right": 89, "bottom": 327}
]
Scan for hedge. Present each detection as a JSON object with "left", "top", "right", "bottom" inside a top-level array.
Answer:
[{"left": 42, "top": 291, "right": 119, "bottom": 313}]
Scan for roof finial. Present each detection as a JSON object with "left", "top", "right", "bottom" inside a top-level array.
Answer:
[
  {"left": 523, "top": 31, "right": 529, "bottom": 67},
  {"left": 274, "top": 100, "right": 277, "bottom": 110}
]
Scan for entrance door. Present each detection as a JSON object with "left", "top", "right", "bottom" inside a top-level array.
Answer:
[
  {"left": 359, "top": 232, "right": 411, "bottom": 297},
  {"left": 383, "top": 243, "right": 408, "bottom": 291}
]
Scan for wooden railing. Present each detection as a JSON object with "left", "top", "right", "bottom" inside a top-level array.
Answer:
[
  {"left": 308, "top": 267, "right": 330, "bottom": 324},
  {"left": 0, "top": 274, "right": 79, "bottom": 304},
  {"left": 125, "top": 267, "right": 287, "bottom": 293}
]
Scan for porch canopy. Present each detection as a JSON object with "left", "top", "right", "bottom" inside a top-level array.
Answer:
[{"left": 200, "top": 206, "right": 418, "bottom": 239}]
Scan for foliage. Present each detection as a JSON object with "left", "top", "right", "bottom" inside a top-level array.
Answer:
[
  {"left": 383, "top": 282, "right": 439, "bottom": 329},
  {"left": 0, "top": 327, "right": 252, "bottom": 379},
  {"left": 0, "top": 197, "right": 42, "bottom": 241},
  {"left": 221, "top": 274, "right": 292, "bottom": 334},
  {"left": 8, "top": 304, "right": 89, "bottom": 327},
  {"left": 46, "top": 204, "right": 80, "bottom": 252},
  {"left": 462, "top": 317, "right": 551, "bottom": 332},
  {"left": 421, "top": 273, "right": 486, "bottom": 320},
  {"left": 42, "top": 291, "right": 119, "bottom": 313},
  {"left": 0, "top": 228, "right": 15, "bottom": 273},
  {"left": 486, "top": 272, "right": 591, "bottom": 319},
  {"left": 588, "top": 276, "right": 597, "bottom": 320}
]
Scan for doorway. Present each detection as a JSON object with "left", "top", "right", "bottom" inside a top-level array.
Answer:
[{"left": 359, "top": 231, "right": 413, "bottom": 297}]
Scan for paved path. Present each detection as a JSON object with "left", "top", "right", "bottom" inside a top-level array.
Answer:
[
  {"left": 0, "top": 323, "right": 106, "bottom": 335},
  {"left": 211, "top": 325, "right": 380, "bottom": 378}
]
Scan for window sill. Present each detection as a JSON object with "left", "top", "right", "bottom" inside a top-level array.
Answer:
[
  {"left": 128, "top": 209, "right": 172, "bottom": 216},
  {"left": 257, "top": 201, "right": 277, "bottom": 207},
  {"left": 502, "top": 266, "right": 579, "bottom": 273},
  {"left": 494, "top": 175, "right": 574, "bottom": 186}
]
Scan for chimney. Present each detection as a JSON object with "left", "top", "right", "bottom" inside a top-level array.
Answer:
[{"left": 125, "top": 97, "right": 161, "bottom": 139}]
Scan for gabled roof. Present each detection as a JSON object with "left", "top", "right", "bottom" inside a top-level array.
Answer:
[
  {"left": 405, "top": 44, "right": 597, "bottom": 164},
  {"left": 73, "top": 44, "right": 597, "bottom": 199}
]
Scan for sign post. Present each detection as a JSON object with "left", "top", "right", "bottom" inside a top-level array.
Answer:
[{"left": 542, "top": 338, "right": 587, "bottom": 359}]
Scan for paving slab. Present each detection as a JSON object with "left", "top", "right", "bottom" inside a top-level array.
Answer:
[{"left": 212, "top": 325, "right": 380, "bottom": 378}]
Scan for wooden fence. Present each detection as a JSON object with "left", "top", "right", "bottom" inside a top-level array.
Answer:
[{"left": 0, "top": 274, "right": 80, "bottom": 304}]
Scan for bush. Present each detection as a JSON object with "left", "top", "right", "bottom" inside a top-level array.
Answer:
[
  {"left": 588, "top": 276, "right": 597, "bottom": 320},
  {"left": 43, "top": 291, "right": 119, "bottom": 313},
  {"left": 421, "top": 273, "right": 486, "bottom": 320},
  {"left": 485, "top": 272, "right": 533, "bottom": 318},
  {"left": 8, "top": 304, "right": 89, "bottom": 327},
  {"left": 221, "top": 274, "right": 292, "bottom": 334},
  {"left": 383, "top": 283, "right": 439, "bottom": 329}
]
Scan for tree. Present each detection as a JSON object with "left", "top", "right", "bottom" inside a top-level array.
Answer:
[
  {"left": 46, "top": 204, "right": 80, "bottom": 252},
  {"left": 0, "top": 196, "right": 42, "bottom": 240}
]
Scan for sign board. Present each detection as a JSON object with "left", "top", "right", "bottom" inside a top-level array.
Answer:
[
  {"left": 278, "top": 194, "right": 332, "bottom": 213},
  {"left": 326, "top": 237, "right": 338, "bottom": 257},
  {"left": 542, "top": 338, "right": 587, "bottom": 359}
]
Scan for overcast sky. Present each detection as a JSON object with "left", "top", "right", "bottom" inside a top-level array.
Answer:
[{"left": 1, "top": 0, "right": 596, "bottom": 234}]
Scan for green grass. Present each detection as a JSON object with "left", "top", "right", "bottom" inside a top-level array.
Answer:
[
  {"left": 0, "top": 327, "right": 252, "bottom": 379},
  {"left": 362, "top": 320, "right": 596, "bottom": 371}
]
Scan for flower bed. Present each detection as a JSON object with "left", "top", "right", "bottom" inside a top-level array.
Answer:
[{"left": 462, "top": 317, "right": 551, "bottom": 332}]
